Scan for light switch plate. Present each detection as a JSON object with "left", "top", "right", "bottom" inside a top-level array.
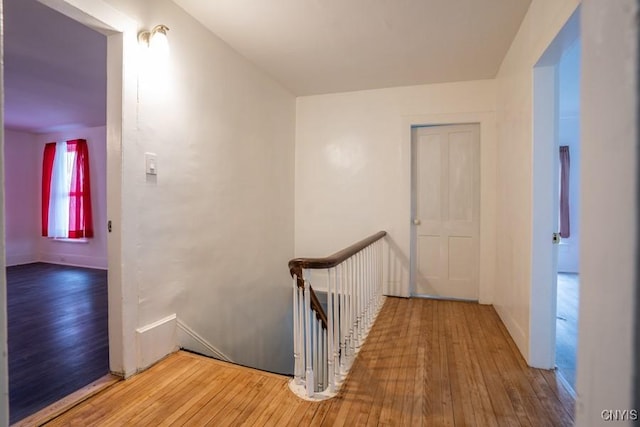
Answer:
[{"left": 145, "top": 152, "right": 157, "bottom": 175}]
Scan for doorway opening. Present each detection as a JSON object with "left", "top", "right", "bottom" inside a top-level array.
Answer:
[
  {"left": 531, "top": 7, "right": 580, "bottom": 390},
  {"left": 3, "top": 0, "right": 109, "bottom": 422},
  {"left": 1, "top": 0, "right": 132, "bottom": 422},
  {"left": 555, "top": 37, "right": 580, "bottom": 390}
]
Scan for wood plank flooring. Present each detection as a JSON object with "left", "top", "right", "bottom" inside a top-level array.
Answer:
[
  {"left": 556, "top": 273, "right": 578, "bottom": 390},
  {"left": 47, "top": 298, "right": 574, "bottom": 426},
  {"left": 7, "top": 263, "right": 109, "bottom": 425}
]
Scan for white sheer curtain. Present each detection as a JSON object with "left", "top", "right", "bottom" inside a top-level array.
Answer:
[{"left": 48, "top": 141, "right": 70, "bottom": 238}]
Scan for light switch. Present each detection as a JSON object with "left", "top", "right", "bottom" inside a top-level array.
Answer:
[{"left": 145, "top": 152, "right": 157, "bottom": 175}]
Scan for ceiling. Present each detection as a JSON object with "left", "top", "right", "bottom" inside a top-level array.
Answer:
[
  {"left": 174, "top": 0, "right": 531, "bottom": 95},
  {"left": 3, "top": 0, "right": 106, "bottom": 134},
  {"left": 2, "top": 0, "right": 531, "bottom": 133},
  {"left": 558, "top": 39, "right": 580, "bottom": 118}
]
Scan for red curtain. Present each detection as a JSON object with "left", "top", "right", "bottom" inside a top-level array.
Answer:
[
  {"left": 559, "top": 146, "right": 571, "bottom": 238},
  {"left": 41, "top": 142, "right": 56, "bottom": 236},
  {"left": 68, "top": 139, "right": 94, "bottom": 238}
]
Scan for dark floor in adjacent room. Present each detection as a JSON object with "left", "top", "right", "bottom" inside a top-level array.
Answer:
[
  {"left": 556, "top": 272, "right": 579, "bottom": 390},
  {"left": 7, "top": 262, "right": 109, "bottom": 425}
]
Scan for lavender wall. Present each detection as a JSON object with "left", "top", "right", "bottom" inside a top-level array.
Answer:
[{"left": 3, "top": 129, "right": 38, "bottom": 266}]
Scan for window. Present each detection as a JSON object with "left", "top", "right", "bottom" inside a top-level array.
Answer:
[{"left": 42, "top": 139, "right": 94, "bottom": 238}]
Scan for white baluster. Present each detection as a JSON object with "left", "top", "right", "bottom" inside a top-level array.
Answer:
[
  {"left": 298, "top": 287, "right": 306, "bottom": 379},
  {"left": 375, "top": 242, "right": 380, "bottom": 309},
  {"left": 357, "top": 251, "right": 363, "bottom": 346},
  {"left": 313, "top": 310, "right": 319, "bottom": 392},
  {"left": 339, "top": 262, "right": 347, "bottom": 375},
  {"left": 327, "top": 268, "right": 335, "bottom": 393},
  {"left": 376, "top": 241, "right": 380, "bottom": 305},
  {"left": 348, "top": 256, "right": 356, "bottom": 364},
  {"left": 303, "top": 272, "right": 314, "bottom": 398},
  {"left": 316, "top": 316, "right": 321, "bottom": 392},
  {"left": 293, "top": 275, "right": 301, "bottom": 385},
  {"left": 335, "top": 264, "right": 342, "bottom": 385},
  {"left": 365, "top": 246, "right": 371, "bottom": 330},
  {"left": 318, "top": 317, "right": 324, "bottom": 392},
  {"left": 378, "top": 240, "right": 383, "bottom": 308},
  {"left": 370, "top": 245, "right": 374, "bottom": 321}
]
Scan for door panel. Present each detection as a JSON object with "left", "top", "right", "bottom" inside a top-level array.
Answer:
[
  {"left": 417, "top": 133, "right": 441, "bottom": 222},
  {"left": 414, "top": 124, "right": 480, "bottom": 300}
]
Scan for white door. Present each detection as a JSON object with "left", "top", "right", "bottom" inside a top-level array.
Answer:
[{"left": 413, "top": 124, "right": 480, "bottom": 300}]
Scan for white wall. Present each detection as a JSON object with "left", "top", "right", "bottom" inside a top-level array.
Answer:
[
  {"left": 3, "top": 130, "right": 38, "bottom": 266},
  {"left": 493, "top": 0, "right": 580, "bottom": 360},
  {"left": 295, "top": 80, "right": 497, "bottom": 301},
  {"left": 35, "top": 126, "right": 108, "bottom": 269},
  {"left": 576, "top": 0, "right": 637, "bottom": 423},
  {"left": 101, "top": 0, "right": 296, "bottom": 374},
  {"left": 557, "top": 40, "right": 580, "bottom": 274}
]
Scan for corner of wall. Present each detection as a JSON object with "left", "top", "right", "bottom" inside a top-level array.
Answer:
[
  {"left": 493, "top": 303, "right": 528, "bottom": 361},
  {"left": 135, "top": 314, "right": 178, "bottom": 371}
]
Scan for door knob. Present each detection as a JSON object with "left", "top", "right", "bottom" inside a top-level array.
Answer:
[{"left": 413, "top": 219, "right": 421, "bottom": 225}]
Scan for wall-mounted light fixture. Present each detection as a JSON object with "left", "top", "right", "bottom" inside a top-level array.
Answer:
[{"left": 138, "top": 24, "right": 170, "bottom": 54}]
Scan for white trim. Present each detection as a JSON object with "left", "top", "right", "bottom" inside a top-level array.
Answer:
[
  {"left": 136, "top": 314, "right": 179, "bottom": 371},
  {"left": 529, "top": 7, "right": 580, "bottom": 370},
  {"left": 37, "top": 254, "right": 108, "bottom": 270},
  {"left": 402, "top": 111, "right": 497, "bottom": 304},
  {"left": 48, "top": 237, "right": 90, "bottom": 244},
  {"left": 530, "top": 64, "right": 559, "bottom": 369},
  {"left": 5, "top": 254, "right": 39, "bottom": 267},
  {"left": 176, "top": 319, "right": 233, "bottom": 363},
  {"left": 494, "top": 304, "right": 527, "bottom": 359}
]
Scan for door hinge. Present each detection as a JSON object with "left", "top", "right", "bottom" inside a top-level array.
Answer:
[{"left": 552, "top": 232, "right": 561, "bottom": 244}]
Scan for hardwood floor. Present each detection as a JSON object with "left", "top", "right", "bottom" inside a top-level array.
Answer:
[
  {"left": 7, "top": 262, "right": 109, "bottom": 425},
  {"left": 556, "top": 273, "right": 578, "bottom": 390},
  {"left": 48, "top": 298, "right": 574, "bottom": 426}
]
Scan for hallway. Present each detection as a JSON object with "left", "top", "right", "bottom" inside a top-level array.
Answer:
[{"left": 47, "top": 298, "right": 574, "bottom": 426}]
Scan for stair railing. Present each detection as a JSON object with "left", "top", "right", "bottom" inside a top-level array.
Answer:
[{"left": 289, "top": 231, "right": 387, "bottom": 400}]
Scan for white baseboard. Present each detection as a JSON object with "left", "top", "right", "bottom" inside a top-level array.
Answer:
[
  {"left": 39, "top": 253, "right": 107, "bottom": 270},
  {"left": 136, "top": 314, "right": 179, "bottom": 371},
  {"left": 494, "top": 304, "right": 528, "bottom": 363},
  {"left": 177, "top": 319, "right": 232, "bottom": 363},
  {"left": 6, "top": 253, "right": 38, "bottom": 266}
]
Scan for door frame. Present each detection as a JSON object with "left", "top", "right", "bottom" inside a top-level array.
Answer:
[
  {"left": 0, "top": 0, "right": 136, "bottom": 419},
  {"left": 530, "top": 7, "right": 580, "bottom": 369},
  {"left": 36, "top": 0, "right": 139, "bottom": 378},
  {"left": 403, "top": 112, "right": 497, "bottom": 303}
]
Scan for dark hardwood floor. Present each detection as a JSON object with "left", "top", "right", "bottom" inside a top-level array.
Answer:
[
  {"left": 7, "top": 262, "right": 109, "bottom": 425},
  {"left": 556, "top": 272, "right": 579, "bottom": 390}
]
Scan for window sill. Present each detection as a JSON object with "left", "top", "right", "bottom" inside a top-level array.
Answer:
[{"left": 48, "top": 238, "right": 90, "bottom": 244}]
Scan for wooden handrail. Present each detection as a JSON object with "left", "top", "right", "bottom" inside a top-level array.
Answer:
[
  {"left": 289, "top": 231, "right": 387, "bottom": 330},
  {"left": 288, "top": 231, "right": 387, "bottom": 278},
  {"left": 309, "top": 285, "right": 328, "bottom": 327}
]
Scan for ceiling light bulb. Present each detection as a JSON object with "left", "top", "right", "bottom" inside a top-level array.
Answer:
[{"left": 150, "top": 25, "right": 169, "bottom": 56}]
